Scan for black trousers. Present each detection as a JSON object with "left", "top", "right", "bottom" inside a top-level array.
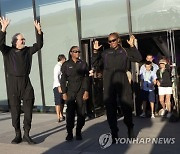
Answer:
[
  {"left": 7, "top": 75, "right": 35, "bottom": 131},
  {"left": 9, "top": 99, "right": 34, "bottom": 131},
  {"left": 103, "top": 71, "right": 134, "bottom": 137},
  {"left": 65, "top": 89, "right": 86, "bottom": 133}
]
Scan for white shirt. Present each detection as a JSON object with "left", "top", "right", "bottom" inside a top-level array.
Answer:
[
  {"left": 140, "top": 62, "right": 159, "bottom": 75},
  {"left": 53, "top": 62, "right": 62, "bottom": 89},
  {"left": 141, "top": 70, "right": 157, "bottom": 91}
]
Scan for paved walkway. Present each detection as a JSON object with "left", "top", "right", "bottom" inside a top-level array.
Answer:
[{"left": 0, "top": 112, "right": 180, "bottom": 154}]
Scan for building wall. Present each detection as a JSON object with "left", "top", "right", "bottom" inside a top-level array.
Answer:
[
  {"left": 0, "top": 0, "right": 180, "bottom": 107},
  {"left": 80, "top": 0, "right": 129, "bottom": 38},
  {"left": 131, "top": 0, "right": 180, "bottom": 32},
  {"left": 36, "top": 0, "right": 79, "bottom": 106}
]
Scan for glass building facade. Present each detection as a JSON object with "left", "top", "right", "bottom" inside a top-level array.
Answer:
[{"left": 0, "top": 0, "right": 179, "bottom": 111}]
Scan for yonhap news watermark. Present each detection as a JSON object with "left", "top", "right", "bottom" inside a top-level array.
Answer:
[{"left": 99, "top": 133, "right": 175, "bottom": 149}]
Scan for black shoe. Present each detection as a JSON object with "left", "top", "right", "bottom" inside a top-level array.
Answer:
[
  {"left": 128, "top": 128, "right": 135, "bottom": 139},
  {"left": 11, "top": 136, "right": 22, "bottom": 144},
  {"left": 76, "top": 129, "right": 82, "bottom": 140},
  {"left": 23, "top": 135, "right": 36, "bottom": 145},
  {"left": 60, "top": 116, "right": 65, "bottom": 121},
  {"left": 76, "top": 134, "right": 82, "bottom": 140},
  {"left": 112, "top": 138, "right": 117, "bottom": 144},
  {"left": 112, "top": 135, "right": 118, "bottom": 144},
  {"left": 112, "top": 134, "right": 118, "bottom": 144},
  {"left": 66, "top": 133, "right": 73, "bottom": 141}
]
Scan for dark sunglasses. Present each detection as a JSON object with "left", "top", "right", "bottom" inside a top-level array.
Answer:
[
  {"left": 18, "top": 38, "right": 25, "bottom": 41},
  {"left": 108, "top": 38, "right": 117, "bottom": 43},
  {"left": 72, "top": 50, "right": 81, "bottom": 53}
]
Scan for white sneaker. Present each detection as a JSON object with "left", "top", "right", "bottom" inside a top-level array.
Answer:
[
  {"left": 151, "top": 114, "right": 155, "bottom": 118},
  {"left": 140, "top": 113, "right": 146, "bottom": 118},
  {"left": 160, "top": 109, "right": 166, "bottom": 116},
  {"left": 166, "top": 112, "right": 172, "bottom": 118}
]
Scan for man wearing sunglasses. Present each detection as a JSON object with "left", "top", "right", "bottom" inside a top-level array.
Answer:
[
  {"left": 92, "top": 32, "right": 142, "bottom": 143},
  {"left": 0, "top": 17, "right": 43, "bottom": 145},
  {"left": 60, "top": 46, "right": 89, "bottom": 141}
]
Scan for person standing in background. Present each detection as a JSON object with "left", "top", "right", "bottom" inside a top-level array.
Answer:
[
  {"left": 140, "top": 61, "right": 157, "bottom": 118},
  {"left": 140, "top": 54, "right": 159, "bottom": 75},
  {"left": 156, "top": 58, "right": 172, "bottom": 118},
  {"left": 53, "top": 54, "right": 66, "bottom": 122},
  {"left": 140, "top": 54, "right": 159, "bottom": 115}
]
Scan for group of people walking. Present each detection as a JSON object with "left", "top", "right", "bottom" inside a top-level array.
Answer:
[
  {"left": 140, "top": 55, "right": 173, "bottom": 119},
  {"left": 54, "top": 32, "right": 142, "bottom": 143},
  {"left": 0, "top": 16, "right": 173, "bottom": 145}
]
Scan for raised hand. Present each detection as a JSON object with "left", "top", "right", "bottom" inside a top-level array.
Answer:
[
  {"left": 0, "top": 17, "right": 10, "bottom": 32},
  {"left": 127, "top": 35, "right": 135, "bottom": 47},
  {"left": 93, "top": 40, "right": 102, "bottom": 52},
  {"left": 34, "top": 20, "right": 41, "bottom": 34}
]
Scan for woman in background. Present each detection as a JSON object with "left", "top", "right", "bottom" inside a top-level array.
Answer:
[{"left": 156, "top": 58, "right": 172, "bottom": 118}]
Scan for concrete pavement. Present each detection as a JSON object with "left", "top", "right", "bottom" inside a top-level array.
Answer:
[{"left": 0, "top": 112, "right": 180, "bottom": 154}]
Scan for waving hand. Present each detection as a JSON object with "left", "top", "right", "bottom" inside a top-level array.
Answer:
[
  {"left": 0, "top": 17, "right": 10, "bottom": 32},
  {"left": 34, "top": 20, "right": 42, "bottom": 34}
]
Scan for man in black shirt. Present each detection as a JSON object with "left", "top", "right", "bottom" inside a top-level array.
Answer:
[
  {"left": 0, "top": 17, "right": 43, "bottom": 144},
  {"left": 61, "top": 46, "right": 89, "bottom": 141},
  {"left": 92, "top": 32, "right": 142, "bottom": 142}
]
